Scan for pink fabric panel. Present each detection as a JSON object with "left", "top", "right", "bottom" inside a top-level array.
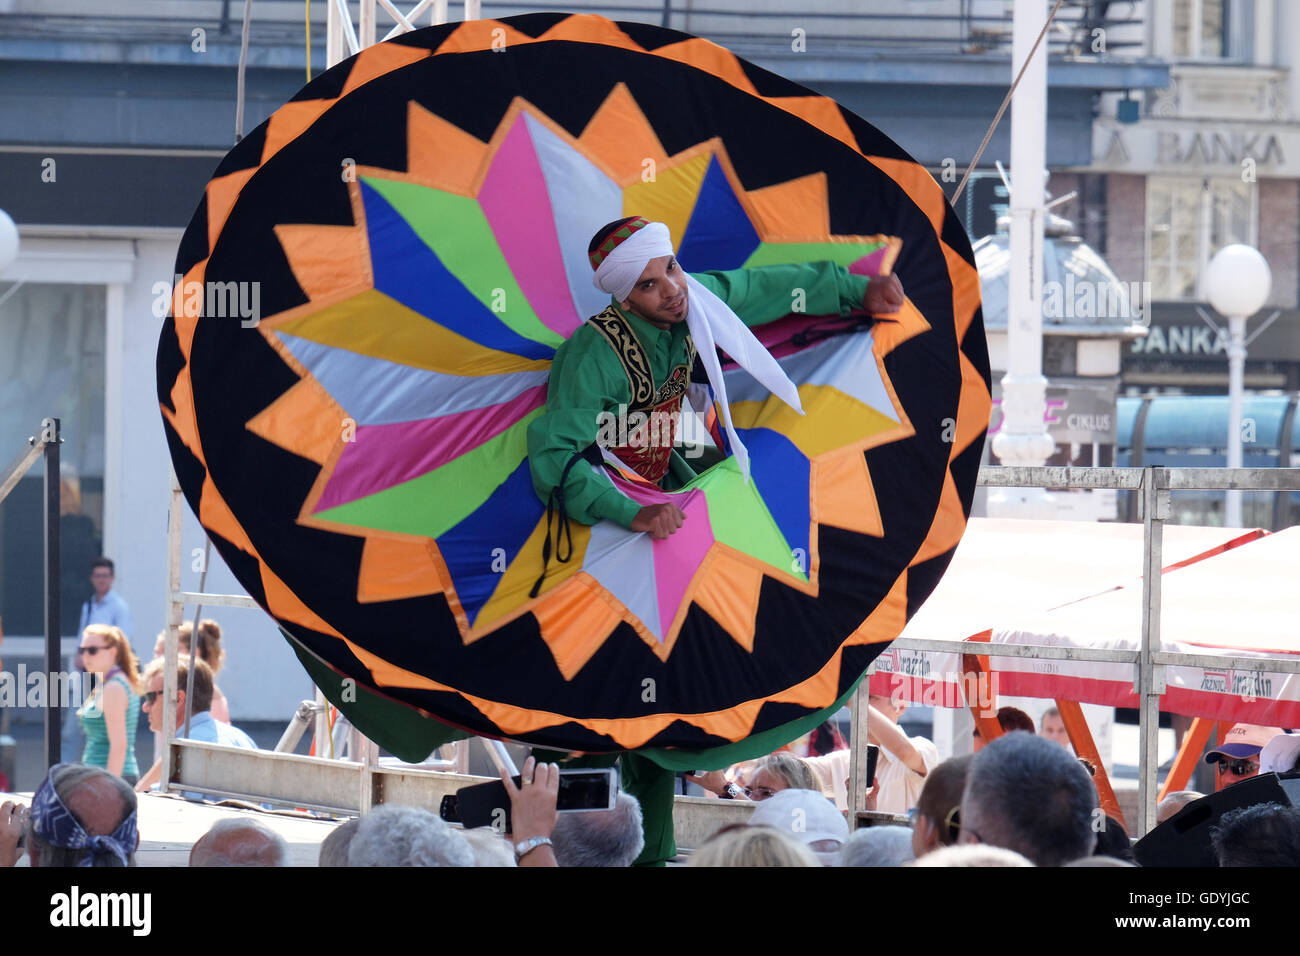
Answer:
[
  {"left": 478, "top": 120, "right": 583, "bottom": 338},
  {"left": 315, "top": 385, "right": 546, "bottom": 511},
  {"left": 651, "top": 489, "right": 714, "bottom": 637},
  {"left": 849, "top": 248, "right": 887, "bottom": 276}
]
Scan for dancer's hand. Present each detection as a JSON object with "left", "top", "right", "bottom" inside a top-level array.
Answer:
[
  {"left": 865, "top": 274, "right": 904, "bottom": 315},
  {"left": 631, "top": 503, "right": 686, "bottom": 539}
]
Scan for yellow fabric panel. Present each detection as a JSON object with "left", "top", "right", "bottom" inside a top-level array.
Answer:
[
  {"left": 747, "top": 173, "right": 829, "bottom": 240},
  {"left": 623, "top": 152, "right": 711, "bottom": 250},
  {"left": 405, "top": 101, "right": 491, "bottom": 196},
  {"left": 533, "top": 574, "right": 626, "bottom": 680},
  {"left": 265, "top": 289, "right": 550, "bottom": 376},
  {"left": 577, "top": 83, "right": 670, "bottom": 183},
  {"left": 272, "top": 222, "right": 373, "bottom": 302},
  {"left": 811, "top": 449, "right": 884, "bottom": 537},
  {"left": 727, "top": 384, "right": 902, "bottom": 459},
  {"left": 691, "top": 547, "right": 763, "bottom": 653},
  {"left": 356, "top": 535, "right": 449, "bottom": 604}
]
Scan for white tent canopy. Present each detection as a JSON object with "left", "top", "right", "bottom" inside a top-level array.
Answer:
[
  {"left": 990, "top": 526, "right": 1300, "bottom": 725},
  {"left": 872, "top": 518, "right": 1263, "bottom": 708}
]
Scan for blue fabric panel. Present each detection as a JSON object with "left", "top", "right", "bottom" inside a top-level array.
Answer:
[
  {"left": 735, "top": 426, "right": 810, "bottom": 563},
  {"left": 676, "top": 155, "right": 760, "bottom": 272},
  {"left": 435, "top": 459, "right": 545, "bottom": 625}
]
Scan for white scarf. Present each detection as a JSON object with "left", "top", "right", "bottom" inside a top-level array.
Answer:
[{"left": 591, "top": 222, "right": 803, "bottom": 480}]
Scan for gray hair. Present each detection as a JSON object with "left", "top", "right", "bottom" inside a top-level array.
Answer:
[
  {"left": 837, "top": 825, "right": 915, "bottom": 867},
  {"left": 319, "top": 818, "right": 360, "bottom": 867},
  {"left": 961, "top": 731, "right": 1098, "bottom": 867},
  {"left": 190, "top": 818, "right": 289, "bottom": 867},
  {"left": 550, "top": 792, "right": 645, "bottom": 867},
  {"left": 347, "top": 804, "right": 475, "bottom": 867},
  {"left": 29, "top": 764, "right": 137, "bottom": 868}
]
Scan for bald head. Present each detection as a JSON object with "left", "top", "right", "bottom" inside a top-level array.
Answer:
[
  {"left": 60, "top": 767, "right": 135, "bottom": 836},
  {"left": 190, "top": 818, "right": 288, "bottom": 867}
]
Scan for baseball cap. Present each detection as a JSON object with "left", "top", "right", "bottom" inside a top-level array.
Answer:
[
  {"left": 1259, "top": 732, "right": 1300, "bottom": 774},
  {"left": 748, "top": 788, "right": 849, "bottom": 865},
  {"left": 1203, "top": 723, "right": 1286, "bottom": 763}
]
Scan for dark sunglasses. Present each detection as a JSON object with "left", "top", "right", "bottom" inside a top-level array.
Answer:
[
  {"left": 1216, "top": 758, "right": 1258, "bottom": 776},
  {"left": 142, "top": 690, "right": 166, "bottom": 707},
  {"left": 77, "top": 646, "right": 111, "bottom": 656}
]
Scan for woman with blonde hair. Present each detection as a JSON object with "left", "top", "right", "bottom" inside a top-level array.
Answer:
[
  {"left": 76, "top": 624, "right": 142, "bottom": 783},
  {"left": 688, "top": 825, "right": 820, "bottom": 867},
  {"left": 153, "top": 619, "right": 230, "bottom": 722}
]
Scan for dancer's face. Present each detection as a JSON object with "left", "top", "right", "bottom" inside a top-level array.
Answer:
[{"left": 622, "top": 255, "right": 689, "bottom": 328}]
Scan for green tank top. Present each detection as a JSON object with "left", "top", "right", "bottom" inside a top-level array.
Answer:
[{"left": 78, "top": 671, "right": 140, "bottom": 779}]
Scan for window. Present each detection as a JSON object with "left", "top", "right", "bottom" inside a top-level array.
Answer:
[
  {"left": 0, "top": 282, "right": 106, "bottom": 635},
  {"left": 1172, "top": 0, "right": 1252, "bottom": 61},
  {"left": 1146, "top": 177, "right": 1257, "bottom": 300}
]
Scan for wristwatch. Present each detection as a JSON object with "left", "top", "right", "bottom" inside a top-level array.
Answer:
[
  {"left": 513, "top": 835, "right": 553, "bottom": 861},
  {"left": 719, "top": 782, "right": 741, "bottom": 800}
]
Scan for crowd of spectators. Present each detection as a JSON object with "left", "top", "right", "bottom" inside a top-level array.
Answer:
[{"left": 4, "top": 724, "right": 1300, "bottom": 867}]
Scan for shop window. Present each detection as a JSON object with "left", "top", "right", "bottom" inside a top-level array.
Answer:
[{"left": 1146, "top": 176, "right": 1256, "bottom": 301}]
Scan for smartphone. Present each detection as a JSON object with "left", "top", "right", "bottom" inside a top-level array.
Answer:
[
  {"left": 865, "top": 744, "right": 879, "bottom": 789},
  {"left": 440, "top": 768, "right": 618, "bottom": 830}
]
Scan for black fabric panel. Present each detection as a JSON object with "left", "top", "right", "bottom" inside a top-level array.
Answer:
[
  {"left": 172, "top": 192, "right": 209, "bottom": 278},
  {"left": 500, "top": 11, "right": 572, "bottom": 38},
  {"left": 614, "top": 19, "right": 696, "bottom": 50},
  {"left": 160, "top": 418, "right": 207, "bottom": 521},
  {"left": 155, "top": 315, "right": 183, "bottom": 414},
  {"left": 951, "top": 427, "right": 987, "bottom": 517},
  {"left": 213, "top": 123, "right": 268, "bottom": 177},
  {"left": 736, "top": 57, "right": 816, "bottom": 99},
  {"left": 906, "top": 546, "right": 957, "bottom": 620}
]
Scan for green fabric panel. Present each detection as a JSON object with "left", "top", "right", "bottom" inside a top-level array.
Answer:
[
  {"left": 691, "top": 460, "right": 807, "bottom": 581},
  {"left": 281, "top": 627, "right": 469, "bottom": 763},
  {"left": 634, "top": 674, "right": 864, "bottom": 772},
  {"left": 315, "top": 409, "right": 541, "bottom": 538},
  {"left": 361, "top": 176, "right": 563, "bottom": 348},
  {"left": 743, "top": 241, "right": 886, "bottom": 270}
]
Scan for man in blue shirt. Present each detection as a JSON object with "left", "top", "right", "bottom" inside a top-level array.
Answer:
[
  {"left": 135, "top": 656, "right": 257, "bottom": 797},
  {"left": 79, "top": 557, "right": 134, "bottom": 638}
]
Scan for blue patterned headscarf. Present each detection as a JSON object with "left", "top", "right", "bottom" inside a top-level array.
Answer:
[{"left": 31, "top": 764, "right": 138, "bottom": 867}]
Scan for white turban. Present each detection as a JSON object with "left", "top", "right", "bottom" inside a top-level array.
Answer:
[{"left": 592, "top": 221, "right": 803, "bottom": 480}]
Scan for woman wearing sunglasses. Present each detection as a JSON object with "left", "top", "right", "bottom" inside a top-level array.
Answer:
[{"left": 75, "top": 625, "right": 142, "bottom": 784}]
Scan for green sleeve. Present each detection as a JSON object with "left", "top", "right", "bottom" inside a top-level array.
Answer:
[
  {"left": 691, "top": 260, "right": 871, "bottom": 327},
  {"left": 526, "top": 333, "right": 642, "bottom": 529}
]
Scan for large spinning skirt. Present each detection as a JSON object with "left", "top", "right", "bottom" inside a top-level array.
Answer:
[{"left": 157, "top": 13, "right": 991, "bottom": 765}]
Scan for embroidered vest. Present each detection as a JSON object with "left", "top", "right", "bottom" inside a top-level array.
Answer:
[{"left": 587, "top": 305, "right": 696, "bottom": 482}]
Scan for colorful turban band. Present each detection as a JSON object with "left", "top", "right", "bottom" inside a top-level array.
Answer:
[
  {"left": 31, "top": 764, "right": 137, "bottom": 867},
  {"left": 590, "top": 219, "right": 804, "bottom": 479}
]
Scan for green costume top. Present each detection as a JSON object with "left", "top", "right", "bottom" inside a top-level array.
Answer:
[
  {"left": 526, "top": 261, "right": 872, "bottom": 528},
  {"left": 78, "top": 670, "right": 141, "bottom": 779}
]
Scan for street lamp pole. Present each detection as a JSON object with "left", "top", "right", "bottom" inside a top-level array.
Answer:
[{"left": 1201, "top": 244, "right": 1272, "bottom": 529}]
